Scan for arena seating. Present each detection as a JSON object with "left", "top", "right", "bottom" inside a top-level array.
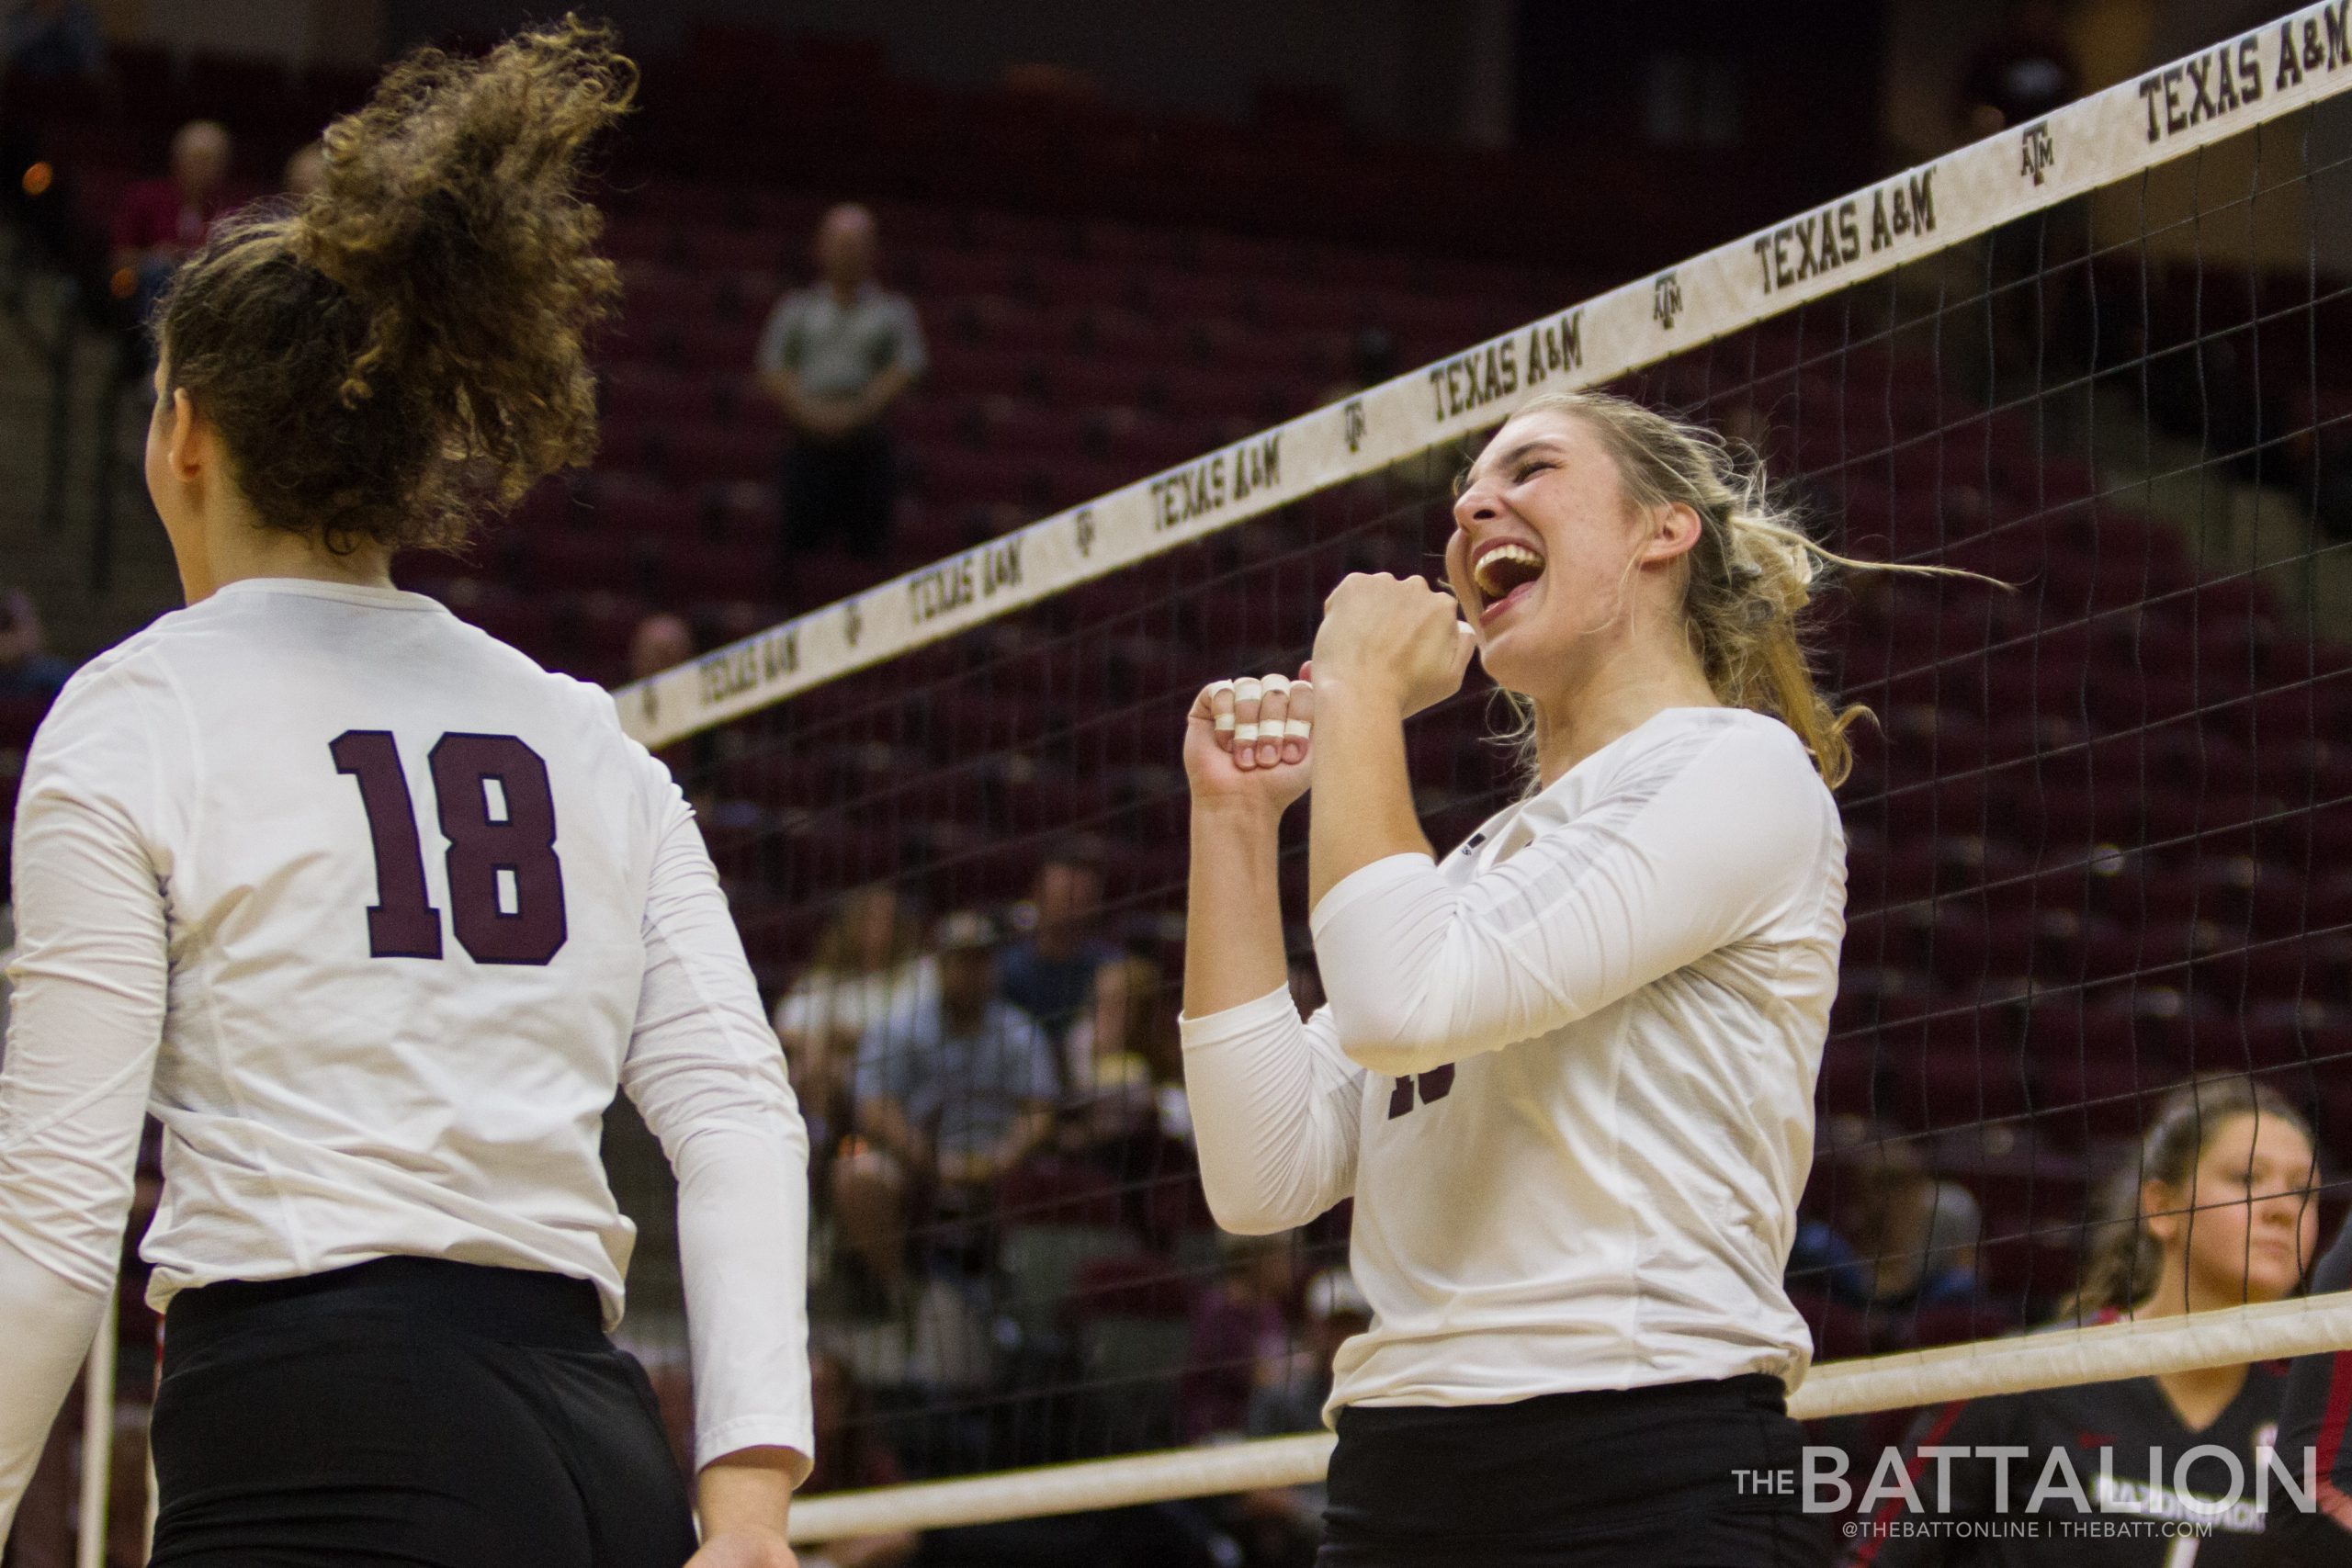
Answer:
[{"left": 5, "top": 28, "right": 2351, "bottom": 1377}]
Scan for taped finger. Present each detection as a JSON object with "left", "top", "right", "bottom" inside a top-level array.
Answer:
[
  {"left": 1206, "top": 679, "right": 1238, "bottom": 745},
  {"left": 1253, "top": 677, "right": 1289, "bottom": 765},
  {"left": 1279, "top": 680, "right": 1315, "bottom": 761},
  {"left": 1230, "top": 675, "right": 1267, "bottom": 767}
]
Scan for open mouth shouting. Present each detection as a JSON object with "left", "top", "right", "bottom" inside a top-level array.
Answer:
[{"left": 1469, "top": 538, "right": 1545, "bottom": 626}]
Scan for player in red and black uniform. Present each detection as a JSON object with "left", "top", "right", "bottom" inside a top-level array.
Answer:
[
  {"left": 2256, "top": 1213, "right": 2352, "bottom": 1565},
  {"left": 1847, "top": 1078, "right": 2321, "bottom": 1566}
]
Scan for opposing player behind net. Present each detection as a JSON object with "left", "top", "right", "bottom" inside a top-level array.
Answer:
[
  {"left": 1179, "top": 389, "right": 1906, "bottom": 1566},
  {"left": 1848, "top": 1077, "right": 2322, "bottom": 1566},
  {"left": 0, "top": 20, "right": 811, "bottom": 1568}
]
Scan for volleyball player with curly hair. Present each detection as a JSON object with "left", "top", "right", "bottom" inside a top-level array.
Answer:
[
  {"left": 1181, "top": 390, "right": 1865, "bottom": 1564},
  {"left": 0, "top": 21, "right": 810, "bottom": 1567}
]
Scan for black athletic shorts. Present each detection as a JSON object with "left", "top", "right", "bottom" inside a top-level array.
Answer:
[
  {"left": 149, "top": 1257, "right": 698, "bottom": 1568},
  {"left": 1318, "top": 1373, "right": 1827, "bottom": 1568}
]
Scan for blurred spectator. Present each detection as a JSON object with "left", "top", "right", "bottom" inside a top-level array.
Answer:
[
  {"left": 775, "top": 884, "right": 933, "bottom": 1162},
  {"left": 1056, "top": 953, "right": 1191, "bottom": 1185},
  {"left": 1958, "top": 1, "right": 2079, "bottom": 138},
  {"left": 1863, "top": 1177, "right": 1983, "bottom": 1314},
  {"left": 628, "top": 611, "right": 700, "bottom": 780},
  {"left": 282, "top": 140, "right": 325, "bottom": 202},
  {"left": 1248, "top": 1267, "right": 1369, "bottom": 1437},
  {"left": 627, "top": 611, "right": 696, "bottom": 681},
  {"left": 4, "top": 0, "right": 101, "bottom": 80},
  {"left": 1814, "top": 1138, "right": 1984, "bottom": 1315},
  {"left": 798, "top": 1351, "right": 919, "bottom": 1568},
  {"left": 1223, "top": 1267, "right": 1368, "bottom": 1568},
  {"left": 111, "top": 119, "right": 235, "bottom": 326},
  {"left": 0, "top": 588, "right": 72, "bottom": 699},
  {"left": 834, "top": 911, "right": 1057, "bottom": 1306},
  {"left": 756, "top": 202, "right": 925, "bottom": 579},
  {"left": 998, "top": 840, "right": 1117, "bottom": 1064},
  {"left": 1182, "top": 1232, "right": 1299, "bottom": 1442},
  {"left": 1063, "top": 956, "right": 1182, "bottom": 1121}
]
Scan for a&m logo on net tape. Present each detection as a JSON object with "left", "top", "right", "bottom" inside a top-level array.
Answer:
[
  {"left": 2021, "top": 121, "right": 2057, "bottom": 186},
  {"left": 1342, "top": 399, "right": 1367, "bottom": 456},
  {"left": 1652, "top": 271, "right": 1684, "bottom": 332}
]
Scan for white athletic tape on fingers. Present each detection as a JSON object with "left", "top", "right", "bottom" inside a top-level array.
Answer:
[
  {"left": 1234, "top": 678, "right": 1263, "bottom": 704},
  {"left": 1208, "top": 679, "right": 1237, "bottom": 697},
  {"left": 1234, "top": 723, "right": 1260, "bottom": 744},
  {"left": 1260, "top": 674, "right": 1291, "bottom": 694},
  {"left": 1213, "top": 713, "right": 1236, "bottom": 732},
  {"left": 1283, "top": 719, "right": 1313, "bottom": 738}
]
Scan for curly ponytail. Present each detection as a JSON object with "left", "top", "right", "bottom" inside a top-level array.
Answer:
[{"left": 155, "top": 15, "right": 635, "bottom": 552}]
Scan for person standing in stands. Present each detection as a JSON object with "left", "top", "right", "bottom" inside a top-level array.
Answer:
[
  {"left": 755, "top": 203, "right": 925, "bottom": 585},
  {"left": 110, "top": 119, "right": 235, "bottom": 326}
]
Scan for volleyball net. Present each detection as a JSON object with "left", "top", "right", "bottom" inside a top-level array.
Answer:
[{"left": 589, "top": 7, "right": 2352, "bottom": 1550}]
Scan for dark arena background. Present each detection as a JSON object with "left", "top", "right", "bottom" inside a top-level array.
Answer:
[{"left": 6, "top": 2, "right": 2352, "bottom": 1563}]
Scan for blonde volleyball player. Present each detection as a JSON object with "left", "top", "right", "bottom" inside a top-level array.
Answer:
[
  {"left": 1181, "top": 390, "right": 1855, "bottom": 1566},
  {"left": 0, "top": 23, "right": 809, "bottom": 1568}
]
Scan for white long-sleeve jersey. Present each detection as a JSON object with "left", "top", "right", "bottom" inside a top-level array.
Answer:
[
  {"left": 0, "top": 580, "right": 812, "bottom": 1537},
  {"left": 1181, "top": 706, "right": 1846, "bottom": 1415}
]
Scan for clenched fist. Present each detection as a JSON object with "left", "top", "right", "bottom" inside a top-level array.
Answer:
[
  {"left": 1182, "top": 666, "right": 1315, "bottom": 817},
  {"left": 1311, "top": 573, "right": 1476, "bottom": 717}
]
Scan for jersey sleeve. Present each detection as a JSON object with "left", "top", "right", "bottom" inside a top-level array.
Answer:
[
  {"left": 1309, "top": 720, "right": 1833, "bottom": 1077},
  {"left": 1178, "top": 987, "right": 1363, "bottom": 1235},
  {"left": 0, "top": 665, "right": 173, "bottom": 1536},
  {"left": 621, "top": 777, "right": 814, "bottom": 1479}
]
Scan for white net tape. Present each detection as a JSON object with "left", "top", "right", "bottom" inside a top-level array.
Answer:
[
  {"left": 792, "top": 1295, "right": 2352, "bottom": 1541},
  {"left": 615, "top": 0, "right": 2352, "bottom": 751}
]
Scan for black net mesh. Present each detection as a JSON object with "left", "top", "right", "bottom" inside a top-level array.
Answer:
[{"left": 599, "top": 106, "right": 2352, "bottom": 1537}]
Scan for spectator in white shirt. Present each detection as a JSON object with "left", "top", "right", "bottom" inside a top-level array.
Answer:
[
  {"left": 775, "top": 883, "right": 933, "bottom": 1162},
  {"left": 755, "top": 203, "right": 925, "bottom": 581}
]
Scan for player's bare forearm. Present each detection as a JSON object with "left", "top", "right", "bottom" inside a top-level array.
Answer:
[
  {"left": 690, "top": 1449, "right": 802, "bottom": 1568},
  {"left": 1182, "top": 801, "right": 1291, "bottom": 1019},
  {"left": 1306, "top": 671, "right": 1433, "bottom": 912}
]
